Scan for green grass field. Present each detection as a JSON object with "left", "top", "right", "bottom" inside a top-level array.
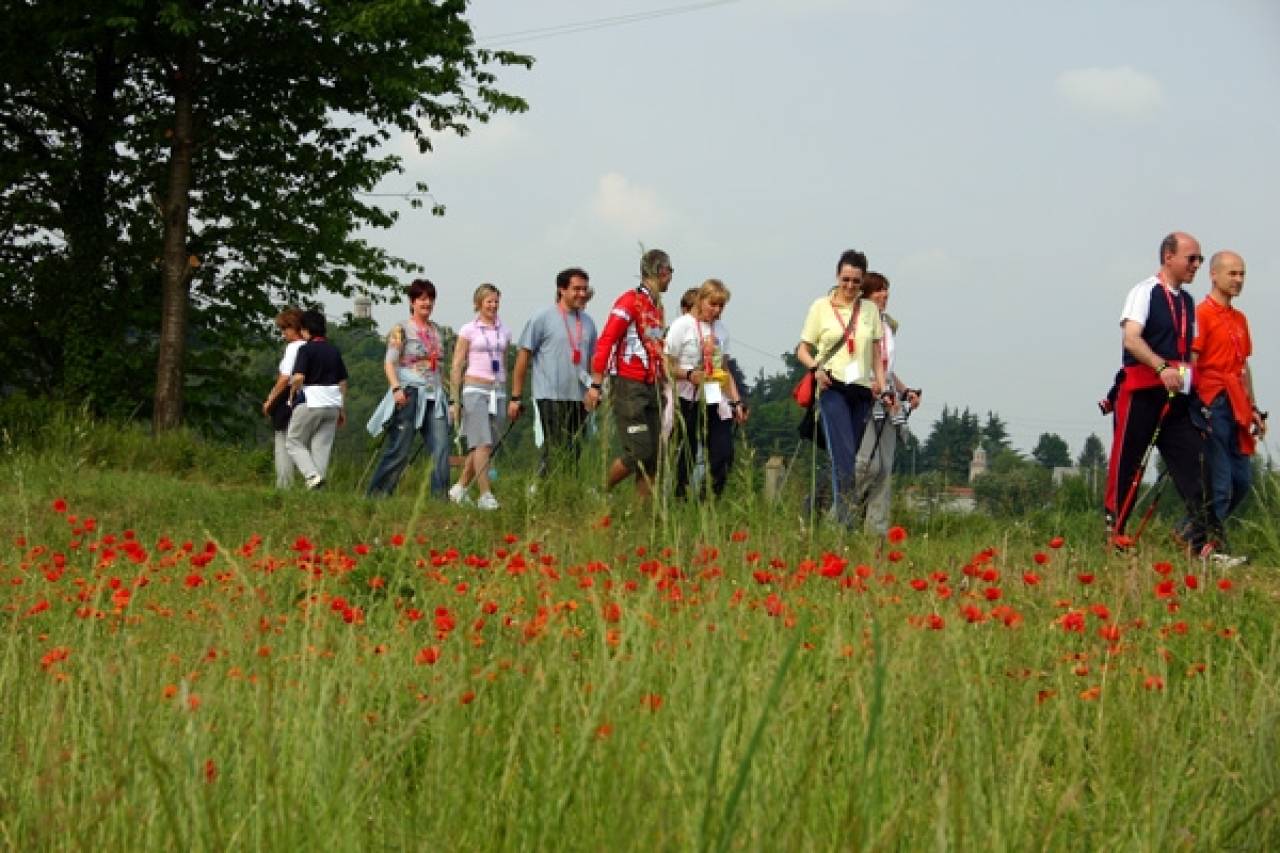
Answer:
[{"left": 3, "top": 423, "right": 1279, "bottom": 850}]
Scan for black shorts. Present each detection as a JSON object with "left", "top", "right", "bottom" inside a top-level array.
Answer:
[{"left": 611, "top": 376, "right": 660, "bottom": 475}]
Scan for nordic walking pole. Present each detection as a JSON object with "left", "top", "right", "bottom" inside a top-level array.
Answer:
[{"left": 1130, "top": 468, "right": 1169, "bottom": 545}]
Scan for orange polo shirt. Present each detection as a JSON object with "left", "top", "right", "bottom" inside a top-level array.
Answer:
[{"left": 1192, "top": 296, "right": 1252, "bottom": 407}]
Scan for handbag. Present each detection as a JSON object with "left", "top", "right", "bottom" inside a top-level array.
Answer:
[
  {"left": 791, "top": 336, "right": 846, "bottom": 409},
  {"left": 791, "top": 371, "right": 817, "bottom": 408}
]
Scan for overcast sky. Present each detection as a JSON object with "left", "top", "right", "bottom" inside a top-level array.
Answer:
[{"left": 333, "top": 0, "right": 1280, "bottom": 460}]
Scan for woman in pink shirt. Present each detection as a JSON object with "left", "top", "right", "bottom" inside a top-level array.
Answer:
[{"left": 448, "top": 283, "right": 512, "bottom": 510}]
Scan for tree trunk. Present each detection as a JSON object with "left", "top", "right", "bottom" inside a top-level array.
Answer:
[{"left": 152, "top": 38, "right": 197, "bottom": 432}]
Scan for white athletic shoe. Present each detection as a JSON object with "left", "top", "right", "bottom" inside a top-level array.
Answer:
[
  {"left": 476, "top": 492, "right": 499, "bottom": 511},
  {"left": 448, "top": 483, "right": 468, "bottom": 505},
  {"left": 1200, "top": 543, "right": 1247, "bottom": 569},
  {"left": 305, "top": 474, "right": 325, "bottom": 490}
]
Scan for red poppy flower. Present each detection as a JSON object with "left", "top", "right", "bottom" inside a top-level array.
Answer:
[
  {"left": 460, "top": 690, "right": 476, "bottom": 705},
  {"left": 1033, "top": 552, "right": 1049, "bottom": 565},
  {"left": 887, "top": 550, "right": 904, "bottom": 563},
  {"left": 909, "top": 578, "right": 928, "bottom": 592},
  {"left": 204, "top": 759, "right": 218, "bottom": 783},
  {"left": 1152, "top": 561, "right": 1173, "bottom": 576},
  {"left": 1060, "top": 612, "right": 1085, "bottom": 633},
  {"left": 1184, "top": 574, "right": 1199, "bottom": 590},
  {"left": 1048, "top": 536, "right": 1065, "bottom": 549},
  {"left": 1022, "top": 572, "right": 1040, "bottom": 586},
  {"left": 1217, "top": 578, "right": 1233, "bottom": 591},
  {"left": 730, "top": 530, "right": 749, "bottom": 543},
  {"left": 1143, "top": 675, "right": 1165, "bottom": 691},
  {"left": 983, "top": 587, "right": 1002, "bottom": 602},
  {"left": 925, "top": 613, "right": 945, "bottom": 630},
  {"left": 1077, "top": 574, "right": 1094, "bottom": 585},
  {"left": 415, "top": 646, "right": 440, "bottom": 665},
  {"left": 887, "top": 526, "right": 907, "bottom": 544}
]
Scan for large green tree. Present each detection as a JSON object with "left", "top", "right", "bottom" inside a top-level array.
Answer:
[
  {"left": 920, "top": 405, "right": 981, "bottom": 482},
  {"left": 1031, "top": 432, "right": 1072, "bottom": 469},
  {"left": 1077, "top": 433, "right": 1106, "bottom": 470},
  {"left": 0, "top": 0, "right": 531, "bottom": 432}
]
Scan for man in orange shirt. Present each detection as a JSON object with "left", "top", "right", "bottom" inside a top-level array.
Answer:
[{"left": 1192, "top": 250, "right": 1266, "bottom": 536}]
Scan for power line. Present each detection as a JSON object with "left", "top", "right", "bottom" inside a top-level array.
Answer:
[{"left": 476, "top": 0, "right": 743, "bottom": 47}]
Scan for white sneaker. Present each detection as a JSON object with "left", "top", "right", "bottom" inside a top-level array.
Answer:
[
  {"left": 305, "top": 474, "right": 325, "bottom": 490},
  {"left": 1200, "top": 543, "right": 1247, "bottom": 568},
  {"left": 476, "top": 492, "right": 499, "bottom": 511},
  {"left": 448, "top": 483, "right": 468, "bottom": 505},
  {"left": 1208, "top": 551, "right": 1248, "bottom": 569}
]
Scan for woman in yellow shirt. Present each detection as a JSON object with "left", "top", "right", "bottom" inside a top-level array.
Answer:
[{"left": 796, "top": 249, "right": 886, "bottom": 526}]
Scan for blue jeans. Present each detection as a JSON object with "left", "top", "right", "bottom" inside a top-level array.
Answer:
[
  {"left": 367, "top": 388, "right": 450, "bottom": 498},
  {"left": 819, "top": 381, "right": 874, "bottom": 524},
  {"left": 1203, "top": 394, "right": 1252, "bottom": 523}
]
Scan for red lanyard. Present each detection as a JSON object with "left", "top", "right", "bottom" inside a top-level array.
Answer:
[
  {"left": 696, "top": 320, "right": 716, "bottom": 373},
  {"left": 1158, "top": 281, "right": 1188, "bottom": 361},
  {"left": 412, "top": 320, "right": 440, "bottom": 371},
  {"left": 830, "top": 299, "right": 861, "bottom": 355},
  {"left": 559, "top": 306, "right": 583, "bottom": 365}
]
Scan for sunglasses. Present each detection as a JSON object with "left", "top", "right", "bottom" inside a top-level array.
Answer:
[{"left": 1186, "top": 254, "right": 1205, "bottom": 264}]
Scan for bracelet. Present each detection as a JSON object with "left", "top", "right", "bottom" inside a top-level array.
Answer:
[
  {"left": 1155, "top": 362, "right": 1169, "bottom": 374},
  {"left": 589, "top": 382, "right": 602, "bottom": 391}
]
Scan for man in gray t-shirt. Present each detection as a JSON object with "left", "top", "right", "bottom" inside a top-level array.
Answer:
[{"left": 510, "top": 267, "right": 599, "bottom": 478}]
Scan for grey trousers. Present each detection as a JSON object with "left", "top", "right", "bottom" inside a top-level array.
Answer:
[
  {"left": 286, "top": 404, "right": 339, "bottom": 480},
  {"left": 853, "top": 416, "right": 898, "bottom": 535},
  {"left": 273, "top": 429, "right": 296, "bottom": 488}
]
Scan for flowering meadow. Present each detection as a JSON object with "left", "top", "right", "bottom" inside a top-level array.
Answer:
[{"left": 3, "top": 456, "right": 1280, "bottom": 850}]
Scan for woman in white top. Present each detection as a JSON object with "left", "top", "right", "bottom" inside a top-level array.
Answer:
[
  {"left": 664, "top": 278, "right": 747, "bottom": 499},
  {"left": 852, "top": 272, "right": 922, "bottom": 535},
  {"left": 795, "top": 249, "right": 886, "bottom": 526},
  {"left": 261, "top": 307, "right": 305, "bottom": 488}
]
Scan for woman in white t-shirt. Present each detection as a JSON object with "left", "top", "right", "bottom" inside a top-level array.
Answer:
[
  {"left": 261, "top": 307, "right": 305, "bottom": 488},
  {"left": 852, "top": 272, "right": 922, "bottom": 536},
  {"left": 664, "top": 279, "right": 747, "bottom": 499}
]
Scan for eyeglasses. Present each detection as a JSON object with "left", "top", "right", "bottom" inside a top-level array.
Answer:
[
  {"left": 838, "top": 276, "right": 861, "bottom": 284},
  {"left": 1186, "top": 254, "right": 1204, "bottom": 264}
]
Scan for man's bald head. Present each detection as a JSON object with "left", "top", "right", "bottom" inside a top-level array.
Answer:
[
  {"left": 1209, "top": 251, "right": 1246, "bottom": 304},
  {"left": 1210, "top": 250, "right": 1243, "bottom": 273}
]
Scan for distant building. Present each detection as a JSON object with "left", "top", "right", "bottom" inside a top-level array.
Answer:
[
  {"left": 968, "top": 445, "right": 987, "bottom": 482},
  {"left": 353, "top": 295, "right": 372, "bottom": 320},
  {"left": 1052, "top": 466, "right": 1079, "bottom": 485}
]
